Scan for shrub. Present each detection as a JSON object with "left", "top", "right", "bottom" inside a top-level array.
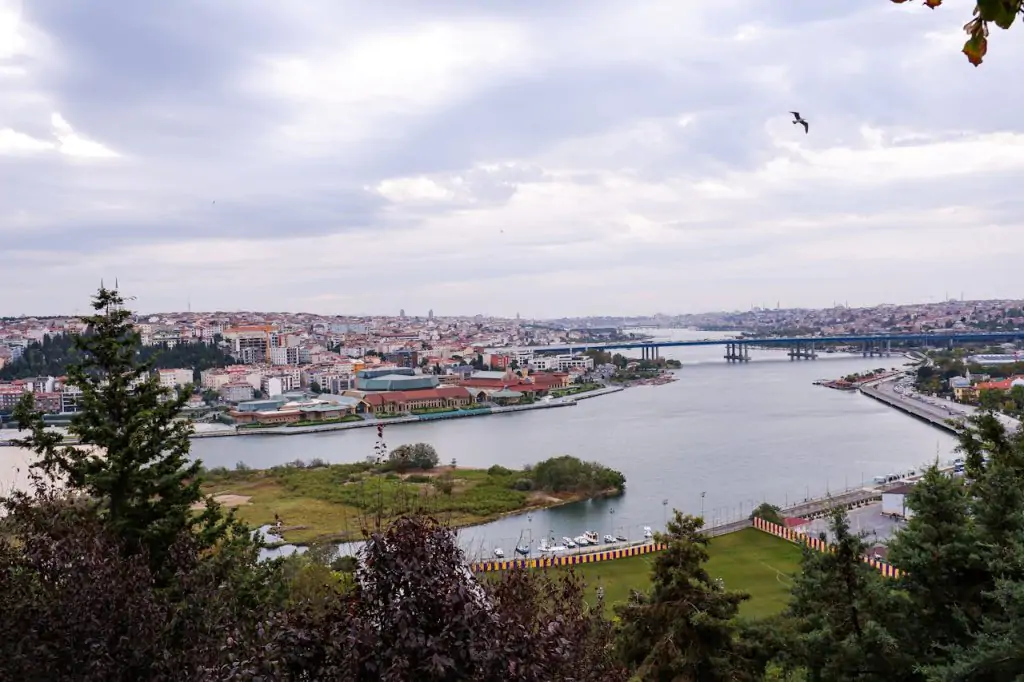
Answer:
[
  {"left": 513, "top": 478, "right": 534, "bottom": 491},
  {"left": 488, "top": 465, "right": 514, "bottom": 477}
]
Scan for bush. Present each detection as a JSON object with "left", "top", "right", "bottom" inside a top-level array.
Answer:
[
  {"left": 488, "top": 465, "right": 513, "bottom": 477},
  {"left": 388, "top": 442, "right": 440, "bottom": 472},
  {"left": 513, "top": 478, "right": 534, "bottom": 491},
  {"left": 529, "top": 455, "right": 626, "bottom": 495},
  {"left": 405, "top": 474, "right": 433, "bottom": 484}
]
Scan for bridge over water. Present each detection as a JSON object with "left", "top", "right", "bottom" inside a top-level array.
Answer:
[{"left": 493, "top": 331, "right": 1024, "bottom": 363}]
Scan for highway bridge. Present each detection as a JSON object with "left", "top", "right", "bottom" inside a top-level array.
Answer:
[{"left": 492, "top": 331, "right": 1024, "bottom": 362}]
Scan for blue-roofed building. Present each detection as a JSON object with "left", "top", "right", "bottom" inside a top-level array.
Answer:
[
  {"left": 235, "top": 398, "right": 288, "bottom": 413},
  {"left": 358, "top": 373, "right": 439, "bottom": 392}
]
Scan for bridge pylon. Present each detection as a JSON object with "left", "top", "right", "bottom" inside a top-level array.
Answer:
[
  {"left": 788, "top": 341, "right": 817, "bottom": 360},
  {"left": 724, "top": 342, "right": 749, "bottom": 363}
]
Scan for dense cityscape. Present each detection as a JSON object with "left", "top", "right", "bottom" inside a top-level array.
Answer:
[{"left": 0, "top": 297, "right": 1021, "bottom": 427}]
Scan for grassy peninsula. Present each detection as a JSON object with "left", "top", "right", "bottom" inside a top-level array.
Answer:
[{"left": 200, "top": 452, "right": 626, "bottom": 545}]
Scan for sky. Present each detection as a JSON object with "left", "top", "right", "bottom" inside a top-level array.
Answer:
[{"left": 2, "top": 0, "right": 1023, "bottom": 319}]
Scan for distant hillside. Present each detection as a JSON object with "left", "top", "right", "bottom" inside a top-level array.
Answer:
[{"left": 0, "top": 333, "right": 235, "bottom": 381}]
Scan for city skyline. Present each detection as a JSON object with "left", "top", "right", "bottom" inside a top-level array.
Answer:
[
  {"left": 3, "top": 1, "right": 1023, "bottom": 316},
  {"left": 1, "top": 291, "right": 1020, "bottom": 322}
]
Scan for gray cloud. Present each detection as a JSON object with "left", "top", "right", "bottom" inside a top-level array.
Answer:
[{"left": 2, "top": 0, "right": 1023, "bottom": 316}]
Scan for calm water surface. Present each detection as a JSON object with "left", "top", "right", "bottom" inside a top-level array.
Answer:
[{"left": 1, "top": 330, "right": 958, "bottom": 559}]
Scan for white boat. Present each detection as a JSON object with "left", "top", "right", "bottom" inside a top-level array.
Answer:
[
  {"left": 584, "top": 531, "right": 600, "bottom": 545},
  {"left": 574, "top": 535, "right": 590, "bottom": 546},
  {"left": 493, "top": 548, "right": 505, "bottom": 558},
  {"left": 538, "top": 539, "right": 568, "bottom": 554},
  {"left": 515, "top": 544, "right": 530, "bottom": 556},
  {"left": 643, "top": 526, "right": 653, "bottom": 539},
  {"left": 562, "top": 536, "right": 577, "bottom": 548},
  {"left": 603, "top": 534, "right": 616, "bottom": 544}
]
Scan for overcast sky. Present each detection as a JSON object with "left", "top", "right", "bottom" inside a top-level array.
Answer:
[{"left": 2, "top": 0, "right": 1022, "bottom": 318}]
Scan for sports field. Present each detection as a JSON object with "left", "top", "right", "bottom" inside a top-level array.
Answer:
[{"left": 561, "top": 528, "right": 803, "bottom": 620}]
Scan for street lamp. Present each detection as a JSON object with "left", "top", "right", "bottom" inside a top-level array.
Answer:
[
  {"left": 662, "top": 498, "right": 668, "bottom": 526},
  {"left": 609, "top": 508, "right": 615, "bottom": 537},
  {"left": 700, "top": 491, "right": 706, "bottom": 519}
]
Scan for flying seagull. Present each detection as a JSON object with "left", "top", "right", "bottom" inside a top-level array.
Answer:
[{"left": 790, "top": 111, "right": 808, "bottom": 134}]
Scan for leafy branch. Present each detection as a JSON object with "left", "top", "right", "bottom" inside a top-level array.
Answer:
[{"left": 892, "top": 0, "right": 1024, "bottom": 65}]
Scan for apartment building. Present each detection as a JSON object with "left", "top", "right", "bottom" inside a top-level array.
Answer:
[
  {"left": 270, "top": 345, "right": 301, "bottom": 366},
  {"left": 0, "top": 384, "right": 24, "bottom": 412},
  {"left": 157, "top": 368, "right": 194, "bottom": 388},
  {"left": 220, "top": 382, "right": 255, "bottom": 403}
]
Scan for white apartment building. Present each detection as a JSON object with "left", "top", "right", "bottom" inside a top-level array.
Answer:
[
  {"left": 270, "top": 345, "right": 301, "bottom": 366},
  {"left": 261, "top": 369, "right": 300, "bottom": 396},
  {"left": 60, "top": 386, "right": 82, "bottom": 413},
  {"left": 157, "top": 368, "right": 194, "bottom": 389},
  {"left": 530, "top": 354, "right": 594, "bottom": 372},
  {"left": 202, "top": 366, "right": 267, "bottom": 391}
]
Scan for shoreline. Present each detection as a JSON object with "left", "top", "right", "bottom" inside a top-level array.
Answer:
[{"left": 0, "top": 386, "right": 628, "bottom": 446}]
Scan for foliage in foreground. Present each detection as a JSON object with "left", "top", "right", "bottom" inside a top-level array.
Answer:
[
  {"left": 0, "top": 496, "right": 625, "bottom": 682},
  {"left": 892, "top": 0, "right": 1023, "bottom": 65}
]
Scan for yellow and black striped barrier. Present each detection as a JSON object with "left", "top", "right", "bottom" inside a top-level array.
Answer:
[
  {"left": 470, "top": 542, "right": 667, "bottom": 573},
  {"left": 753, "top": 516, "right": 902, "bottom": 579}
]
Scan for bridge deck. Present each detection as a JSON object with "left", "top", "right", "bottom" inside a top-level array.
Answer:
[{"left": 493, "top": 331, "right": 1022, "bottom": 354}]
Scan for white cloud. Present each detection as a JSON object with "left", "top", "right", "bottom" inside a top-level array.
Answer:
[
  {"left": 51, "top": 112, "right": 119, "bottom": 158},
  {"left": 0, "top": 127, "right": 52, "bottom": 154},
  {"left": 250, "top": 20, "right": 534, "bottom": 149}
]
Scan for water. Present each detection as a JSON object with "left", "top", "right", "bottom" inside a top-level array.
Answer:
[{"left": 1, "top": 330, "right": 960, "bottom": 560}]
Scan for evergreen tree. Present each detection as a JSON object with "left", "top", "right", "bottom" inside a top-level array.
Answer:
[
  {"left": 923, "top": 416, "right": 1024, "bottom": 679},
  {"left": 885, "top": 464, "right": 987, "bottom": 667},
  {"left": 11, "top": 286, "right": 233, "bottom": 577},
  {"left": 614, "top": 511, "right": 756, "bottom": 681},
  {"left": 785, "top": 509, "right": 913, "bottom": 681}
]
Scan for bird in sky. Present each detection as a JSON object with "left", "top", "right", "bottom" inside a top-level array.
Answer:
[{"left": 790, "top": 111, "right": 809, "bottom": 134}]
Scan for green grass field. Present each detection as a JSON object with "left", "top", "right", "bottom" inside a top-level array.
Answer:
[{"left": 552, "top": 529, "right": 803, "bottom": 620}]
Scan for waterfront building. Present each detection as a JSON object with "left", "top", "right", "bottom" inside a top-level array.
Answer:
[
  {"left": 358, "top": 373, "right": 439, "bottom": 392},
  {"left": 354, "top": 386, "right": 474, "bottom": 415},
  {"left": 967, "top": 353, "right": 1023, "bottom": 365},
  {"left": 882, "top": 483, "right": 916, "bottom": 520}
]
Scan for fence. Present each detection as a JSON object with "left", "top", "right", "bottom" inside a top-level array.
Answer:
[
  {"left": 752, "top": 516, "right": 902, "bottom": 579},
  {"left": 470, "top": 541, "right": 666, "bottom": 573}
]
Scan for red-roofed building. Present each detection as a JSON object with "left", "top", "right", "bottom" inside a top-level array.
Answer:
[
  {"left": 356, "top": 386, "right": 474, "bottom": 415},
  {"left": 975, "top": 375, "right": 1024, "bottom": 392}
]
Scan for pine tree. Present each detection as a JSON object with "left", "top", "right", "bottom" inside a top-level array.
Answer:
[
  {"left": 614, "top": 511, "right": 756, "bottom": 681},
  {"left": 785, "top": 508, "right": 914, "bottom": 681},
  {"left": 885, "top": 464, "right": 986, "bottom": 666},
  {"left": 924, "top": 415, "right": 1024, "bottom": 679},
  {"left": 12, "top": 286, "right": 232, "bottom": 576}
]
